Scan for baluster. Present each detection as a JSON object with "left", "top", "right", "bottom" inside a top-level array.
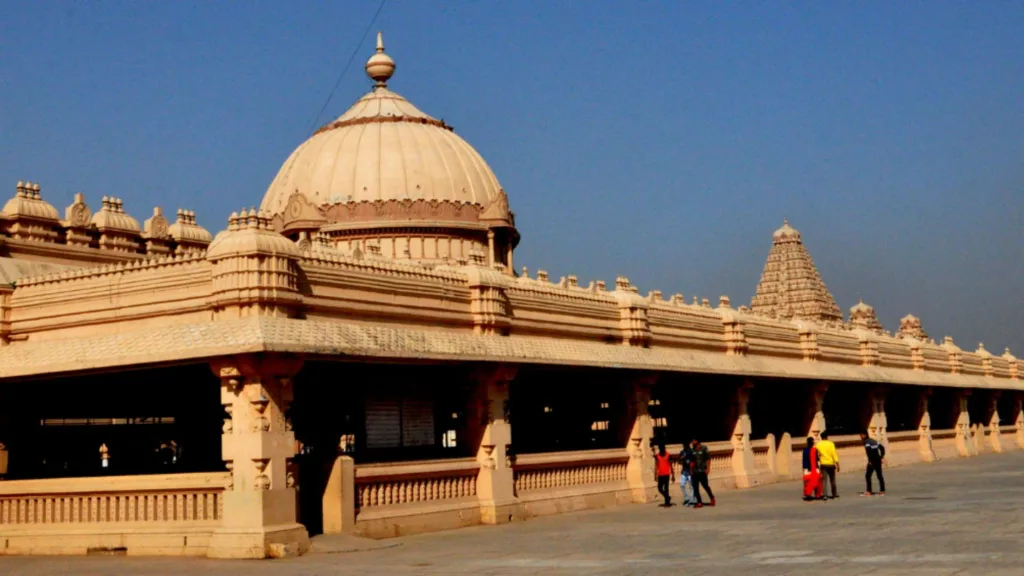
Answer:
[{"left": 430, "top": 479, "right": 439, "bottom": 501}]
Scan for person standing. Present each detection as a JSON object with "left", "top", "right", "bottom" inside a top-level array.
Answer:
[
  {"left": 860, "top": 431, "right": 886, "bottom": 496},
  {"left": 654, "top": 444, "right": 674, "bottom": 506},
  {"left": 816, "top": 432, "right": 840, "bottom": 499},
  {"left": 690, "top": 438, "right": 715, "bottom": 508},
  {"left": 802, "top": 436, "right": 823, "bottom": 501},
  {"left": 678, "top": 443, "right": 696, "bottom": 507}
]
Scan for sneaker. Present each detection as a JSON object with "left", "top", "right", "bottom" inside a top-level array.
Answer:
[
  {"left": 709, "top": 498, "right": 716, "bottom": 507},
  {"left": 878, "top": 492, "right": 885, "bottom": 496},
  {"left": 861, "top": 492, "right": 873, "bottom": 497},
  {"left": 696, "top": 503, "right": 704, "bottom": 509}
]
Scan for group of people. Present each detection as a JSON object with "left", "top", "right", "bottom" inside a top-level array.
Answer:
[
  {"left": 802, "top": 431, "right": 887, "bottom": 500},
  {"left": 653, "top": 438, "right": 716, "bottom": 508}
]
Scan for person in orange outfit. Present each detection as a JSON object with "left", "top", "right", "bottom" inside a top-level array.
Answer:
[{"left": 802, "top": 436, "right": 823, "bottom": 501}]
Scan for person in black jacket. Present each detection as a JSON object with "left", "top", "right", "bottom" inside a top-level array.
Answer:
[{"left": 860, "top": 431, "right": 886, "bottom": 496}]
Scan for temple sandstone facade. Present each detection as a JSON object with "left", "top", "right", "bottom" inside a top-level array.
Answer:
[{"left": 0, "top": 34, "right": 1020, "bottom": 559}]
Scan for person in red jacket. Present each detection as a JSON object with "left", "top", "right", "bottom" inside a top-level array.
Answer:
[
  {"left": 802, "top": 436, "right": 823, "bottom": 501},
  {"left": 654, "top": 444, "right": 674, "bottom": 506}
]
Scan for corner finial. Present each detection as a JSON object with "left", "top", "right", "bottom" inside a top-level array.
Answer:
[{"left": 365, "top": 30, "right": 395, "bottom": 88}]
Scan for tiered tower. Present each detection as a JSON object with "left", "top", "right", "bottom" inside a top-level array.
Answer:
[
  {"left": 849, "top": 300, "right": 884, "bottom": 333},
  {"left": 750, "top": 220, "right": 842, "bottom": 323}
]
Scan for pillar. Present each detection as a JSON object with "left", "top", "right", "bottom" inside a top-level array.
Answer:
[
  {"left": 730, "top": 380, "right": 758, "bottom": 487},
  {"left": 866, "top": 385, "right": 888, "bottom": 446},
  {"left": 806, "top": 383, "right": 828, "bottom": 440},
  {"left": 1014, "top": 393, "right": 1024, "bottom": 450},
  {"left": 987, "top": 391, "right": 1002, "bottom": 453},
  {"left": 776, "top": 433, "right": 794, "bottom": 478},
  {"left": 322, "top": 454, "right": 355, "bottom": 535},
  {"left": 208, "top": 356, "right": 309, "bottom": 559},
  {"left": 506, "top": 244, "right": 514, "bottom": 274},
  {"left": 487, "top": 230, "right": 496, "bottom": 268},
  {"left": 954, "top": 390, "right": 976, "bottom": 457},
  {"left": 471, "top": 364, "right": 519, "bottom": 524},
  {"left": 917, "top": 388, "right": 936, "bottom": 462},
  {"left": 624, "top": 375, "right": 658, "bottom": 503}
]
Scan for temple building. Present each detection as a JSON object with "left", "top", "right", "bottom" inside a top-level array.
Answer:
[{"left": 0, "top": 34, "right": 1020, "bottom": 559}]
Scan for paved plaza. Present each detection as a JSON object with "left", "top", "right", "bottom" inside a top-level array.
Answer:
[{"left": 4, "top": 451, "right": 1024, "bottom": 575}]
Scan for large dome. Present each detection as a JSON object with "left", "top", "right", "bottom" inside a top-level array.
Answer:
[{"left": 260, "top": 33, "right": 517, "bottom": 268}]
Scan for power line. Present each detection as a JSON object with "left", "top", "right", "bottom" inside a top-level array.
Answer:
[{"left": 306, "top": 0, "right": 388, "bottom": 135}]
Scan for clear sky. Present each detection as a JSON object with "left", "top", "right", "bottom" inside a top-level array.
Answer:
[{"left": 2, "top": 1, "right": 1022, "bottom": 352}]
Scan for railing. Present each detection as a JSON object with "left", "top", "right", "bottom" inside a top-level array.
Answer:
[
  {"left": 932, "top": 429, "right": 957, "bottom": 440},
  {"left": 355, "top": 458, "right": 479, "bottom": 509},
  {"left": 0, "top": 472, "right": 227, "bottom": 526},
  {"left": 751, "top": 439, "right": 772, "bottom": 472},
  {"left": 886, "top": 430, "right": 919, "bottom": 446},
  {"left": 513, "top": 449, "right": 627, "bottom": 493}
]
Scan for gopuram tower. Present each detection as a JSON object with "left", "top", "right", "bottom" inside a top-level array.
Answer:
[{"left": 750, "top": 220, "right": 843, "bottom": 323}]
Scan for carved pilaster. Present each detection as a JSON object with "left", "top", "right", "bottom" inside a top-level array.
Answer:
[
  {"left": 465, "top": 267, "right": 511, "bottom": 336},
  {"left": 208, "top": 355, "right": 308, "bottom": 559},
  {"left": 624, "top": 374, "right": 658, "bottom": 503},
  {"left": 471, "top": 364, "right": 519, "bottom": 524},
  {"left": 917, "top": 388, "right": 936, "bottom": 462},
  {"left": 866, "top": 386, "right": 888, "bottom": 446},
  {"left": 797, "top": 324, "right": 820, "bottom": 362},
  {"left": 614, "top": 277, "right": 651, "bottom": 347},
  {"left": 805, "top": 383, "right": 828, "bottom": 440},
  {"left": 856, "top": 332, "right": 880, "bottom": 367},
  {"left": 718, "top": 298, "right": 748, "bottom": 356},
  {"left": 953, "top": 390, "right": 975, "bottom": 457},
  {"left": 730, "top": 380, "right": 758, "bottom": 487},
  {"left": 987, "top": 391, "right": 1002, "bottom": 453}
]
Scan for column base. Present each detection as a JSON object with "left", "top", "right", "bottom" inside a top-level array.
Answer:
[
  {"left": 479, "top": 501, "right": 525, "bottom": 525},
  {"left": 206, "top": 523, "right": 310, "bottom": 559}
]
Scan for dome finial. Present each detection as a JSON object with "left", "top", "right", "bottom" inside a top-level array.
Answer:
[{"left": 365, "top": 30, "right": 395, "bottom": 88}]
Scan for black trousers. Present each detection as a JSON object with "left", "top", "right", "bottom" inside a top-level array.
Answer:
[
  {"left": 692, "top": 472, "right": 714, "bottom": 504},
  {"left": 657, "top": 474, "right": 671, "bottom": 505},
  {"left": 821, "top": 465, "right": 838, "bottom": 498},
  {"left": 865, "top": 460, "right": 885, "bottom": 493}
]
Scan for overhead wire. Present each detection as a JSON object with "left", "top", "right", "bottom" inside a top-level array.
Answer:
[{"left": 305, "top": 0, "right": 388, "bottom": 135}]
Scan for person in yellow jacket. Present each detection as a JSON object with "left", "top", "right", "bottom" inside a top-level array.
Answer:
[{"left": 816, "top": 432, "right": 840, "bottom": 499}]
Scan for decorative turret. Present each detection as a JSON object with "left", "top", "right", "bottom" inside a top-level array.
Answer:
[
  {"left": 895, "top": 314, "right": 928, "bottom": 340},
  {"left": 1, "top": 181, "right": 61, "bottom": 243},
  {"left": 206, "top": 208, "right": 302, "bottom": 319},
  {"left": 167, "top": 209, "right": 213, "bottom": 253},
  {"left": 62, "top": 193, "right": 93, "bottom": 247},
  {"left": 849, "top": 300, "right": 883, "bottom": 333},
  {"left": 750, "top": 220, "right": 842, "bottom": 323},
  {"left": 142, "top": 207, "right": 173, "bottom": 255},
  {"left": 91, "top": 196, "right": 141, "bottom": 252}
]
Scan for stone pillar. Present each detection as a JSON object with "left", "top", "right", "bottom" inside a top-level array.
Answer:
[
  {"left": 987, "top": 391, "right": 1002, "bottom": 453},
  {"left": 624, "top": 375, "right": 658, "bottom": 503},
  {"left": 866, "top": 385, "right": 888, "bottom": 446},
  {"left": 472, "top": 365, "right": 519, "bottom": 525},
  {"left": 208, "top": 357, "right": 309, "bottom": 559},
  {"left": 917, "top": 388, "right": 936, "bottom": 462},
  {"left": 1014, "top": 393, "right": 1024, "bottom": 450},
  {"left": 776, "top": 433, "right": 794, "bottom": 478},
  {"left": 805, "top": 383, "right": 828, "bottom": 440},
  {"left": 954, "top": 390, "right": 976, "bottom": 457},
  {"left": 730, "top": 380, "right": 758, "bottom": 487},
  {"left": 322, "top": 455, "right": 355, "bottom": 535}
]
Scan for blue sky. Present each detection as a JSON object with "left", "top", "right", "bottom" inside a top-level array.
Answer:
[{"left": 2, "top": 1, "right": 1022, "bottom": 352}]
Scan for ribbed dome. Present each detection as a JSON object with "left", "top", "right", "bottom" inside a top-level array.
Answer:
[
  {"left": 261, "top": 87, "right": 502, "bottom": 213},
  {"left": 260, "top": 33, "right": 505, "bottom": 222}
]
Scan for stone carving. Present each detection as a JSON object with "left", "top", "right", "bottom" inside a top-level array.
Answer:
[
  {"left": 750, "top": 220, "right": 842, "bottom": 323},
  {"left": 143, "top": 206, "right": 170, "bottom": 239},
  {"left": 64, "top": 193, "right": 92, "bottom": 228}
]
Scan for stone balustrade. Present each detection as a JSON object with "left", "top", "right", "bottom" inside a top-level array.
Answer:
[
  {"left": 513, "top": 449, "right": 628, "bottom": 494},
  {"left": 0, "top": 472, "right": 229, "bottom": 556},
  {"left": 355, "top": 458, "right": 479, "bottom": 509}
]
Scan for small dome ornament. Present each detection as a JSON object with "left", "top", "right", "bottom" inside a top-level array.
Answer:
[{"left": 365, "top": 31, "right": 395, "bottom": 88}]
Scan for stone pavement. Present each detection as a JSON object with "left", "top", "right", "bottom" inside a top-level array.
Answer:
[{"left": 5, "top": 452, "right": 1024, "bottom": 575}]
